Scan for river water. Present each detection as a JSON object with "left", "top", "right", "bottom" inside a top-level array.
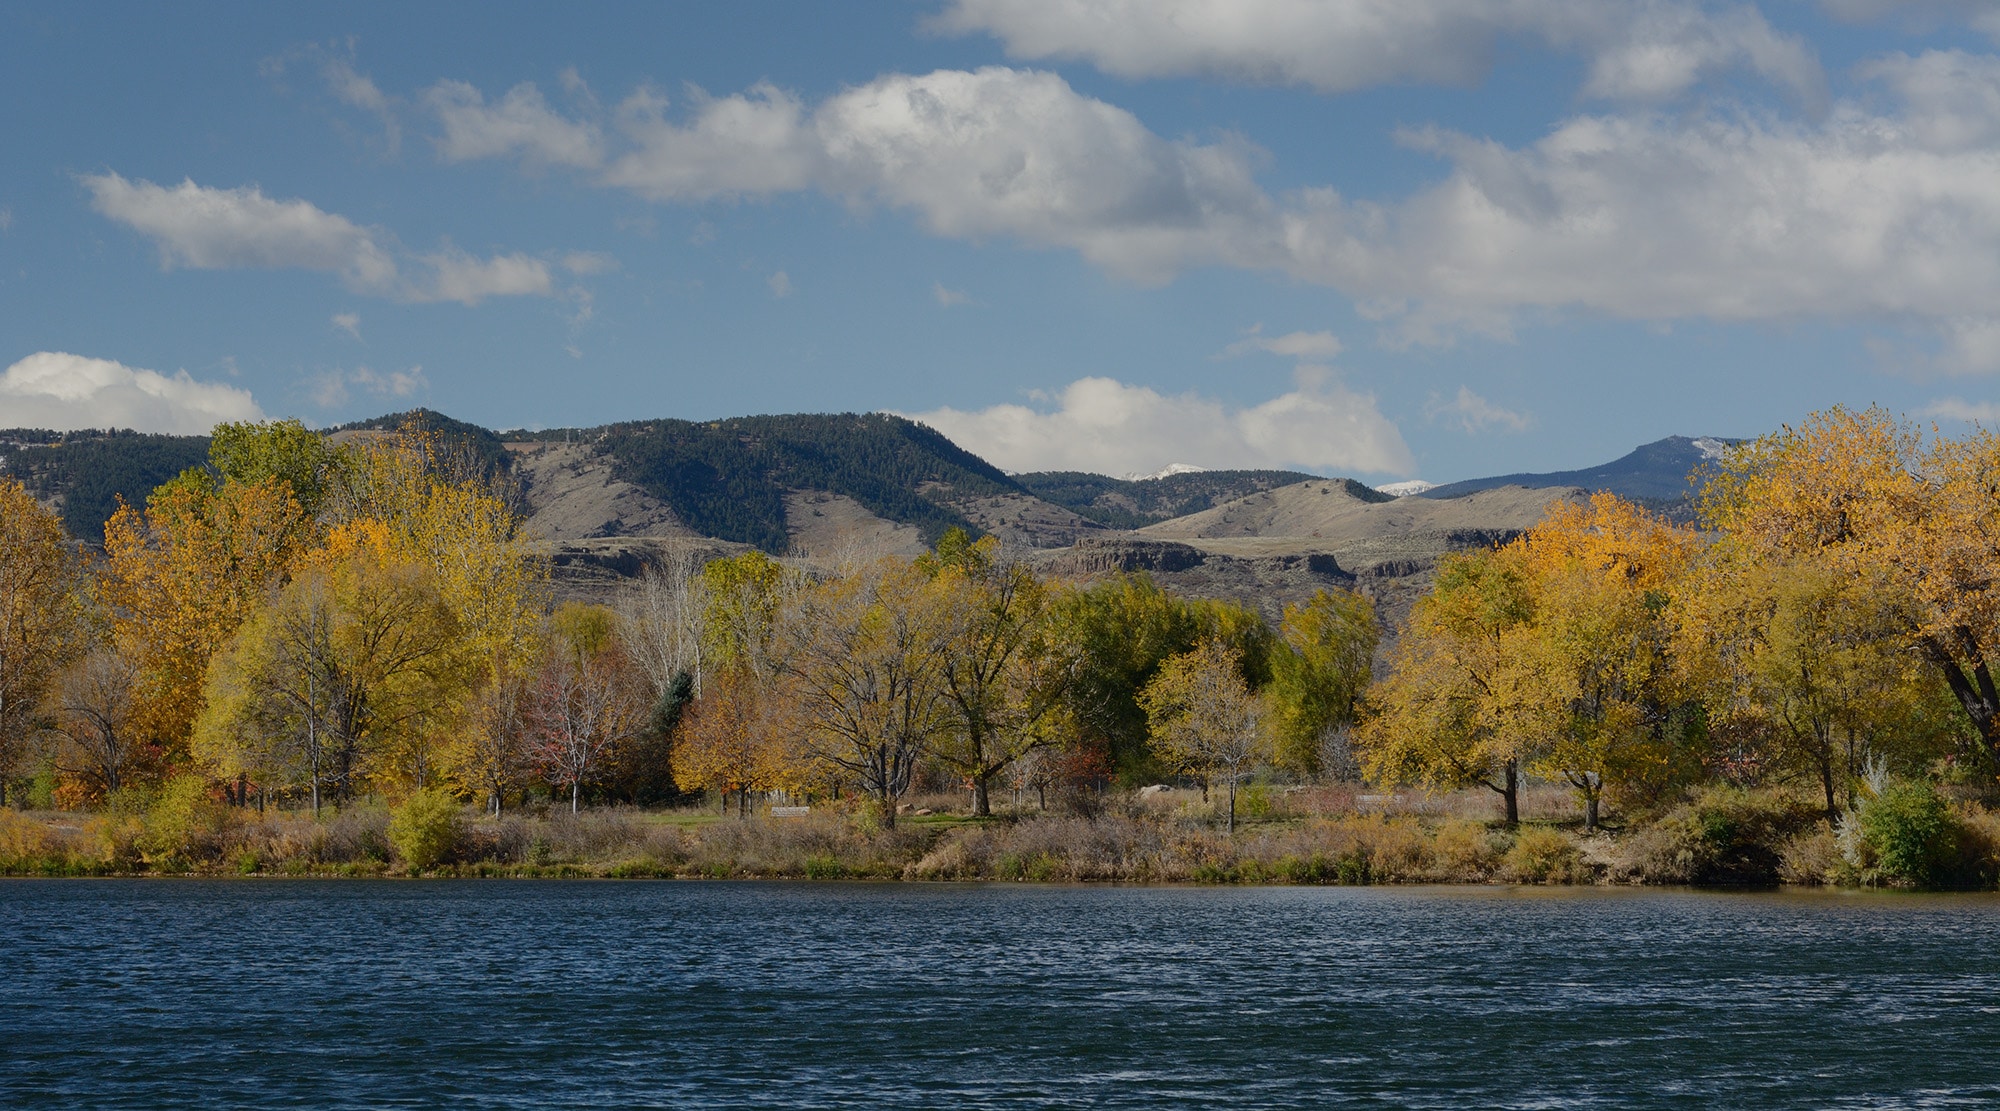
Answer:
[{"left": 3, "top": 881, "right": 1997, "bottom": 1108}]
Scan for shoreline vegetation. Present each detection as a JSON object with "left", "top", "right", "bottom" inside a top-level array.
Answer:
[
  {"left": 9, "top": 408, "right": 2000, "bottom": 891},
  {"left": 5, "top": 781, "right": 1999, "bottom": 887}
]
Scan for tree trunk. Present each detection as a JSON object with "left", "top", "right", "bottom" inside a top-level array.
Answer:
[
  {"left": 1923, "top": 634, "right": 2000, "bottom": 759},
  {"left": 1225, "top": 778, "right": 1237, "bottom": 835},
  {"left": 973, "top": 775, "right": 991, "bottom": 817},
  {"left": 571, "top": 780, "right": 579, "bottom": 814},
  {"left": 1488, "top": 760, "right": 1520, "bottom": 828},
  {"left": 1585, "top": 791, "right": 1600, "bottom": 832},
  {"left": 1818, "top": 756, "right": 1838, "bottom": 827}
]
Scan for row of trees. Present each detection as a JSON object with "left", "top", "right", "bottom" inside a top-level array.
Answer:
[
  {"left": 13, "top": 405, "right": 1988, "bottom": 834},
  {"left": 0, "top": 420, "right": 1379, "bottom": 826},
  {"left": 640, "top": 531, "right": 1376, "bottom": 828},
  {"left": 1363, "top": 408, "right": 2000, "bottom": 828}
]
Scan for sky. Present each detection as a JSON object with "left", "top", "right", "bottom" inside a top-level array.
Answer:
[{"left": 4, "top": 1, "right": 2000, "bottom": 485}]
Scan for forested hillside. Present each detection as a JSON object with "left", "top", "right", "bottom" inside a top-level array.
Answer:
[
  {"left": 1018, "top": 470, "right": 1385, "bottom": 530},
  {"left": 585, "top": 413, "right": 1022, "bottom": 552},
  {"left": 0, "top": 429, "right": 210, "bottom": 540}
]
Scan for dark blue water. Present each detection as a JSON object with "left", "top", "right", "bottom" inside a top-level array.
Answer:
[{"left": 4, "top": 881, "right": 1998, "bottom": 1108}]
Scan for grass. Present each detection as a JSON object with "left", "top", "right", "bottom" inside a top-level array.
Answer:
[{"left": 7, "top": 784, "right": 1997, "bottom": 888}]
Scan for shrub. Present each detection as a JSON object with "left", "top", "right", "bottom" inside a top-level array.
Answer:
[
  {"left": 1777, "top": 824, "right": 1848, "bottom": 885},
  {"left": 142, "top": 775, "right": 229, "bottom": 868},
  {"left": 1429, "top": 819, "right": 1506, "bottom": 879},
  {"left": 1626, "top": 788, "right": 1820, "bottom": 885},
  {"left": 1501, "top": 826, "right": 1579, "bottom": 883},
  {"left": 1859, "top": 780, "right": 1963, "bottom": 888},
  {"left": 0, "top": 809, "right": 52, "bottom": 868},
  {"left": 389, "top": 789, "right": 465, "bottom": 872}
]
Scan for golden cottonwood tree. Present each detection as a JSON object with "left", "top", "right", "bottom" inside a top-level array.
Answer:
[
  {"left": 0, "top": 480, "right": 90, "bottom": 798},
  {"left": 1675, "top": 551, "right": 1951, "bottom": 821},
  {"left": 1506, "top": 494, "right": 1700, "bottom": 829},
  {"left": 780, "top": 558, "right": 952, "bottom": 827},
  {"left": 101, "top": 475, "right": 310, "bottom": 763},
  {"left": 194, "top": 533, "right": 468, "bottom": 812},
  {"left": 1359, "top": 549, "right": 1536, "bottom": 826},
  {"left": 1140, "top": 639, "right": 1267, "bottom": 833},
  {"left": 674, "top": 666, "right": 798, "bottom": 816},
  {"left": 924, "top": 532, "right": 1074, "bottom": 816},
  {"left": 1703, "top": 408, "right": 2000, "bottom": 763}
]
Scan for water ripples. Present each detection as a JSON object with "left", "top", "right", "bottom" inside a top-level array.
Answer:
[{"left": 4, "top": 881, "right": 1999, "bottom": 1108}]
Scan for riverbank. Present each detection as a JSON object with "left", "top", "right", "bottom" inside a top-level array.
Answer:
[{"left": 8, "top": 783, "right": 1998, "bottom": 887}]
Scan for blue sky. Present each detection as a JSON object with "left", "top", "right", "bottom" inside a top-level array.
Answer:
[{"left": 4, "top": 1, "right": 2000, "bottom": 484}]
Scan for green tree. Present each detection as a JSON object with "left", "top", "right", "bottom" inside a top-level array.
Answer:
[{"left": 1266, "top": 588, "right": 1377, "bottom": 778}]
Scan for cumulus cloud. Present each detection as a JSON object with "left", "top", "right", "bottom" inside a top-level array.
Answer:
[
  {"left": 905, "top": 375, "right": 1413, "bottom": 476},
  {"left": 332, "top": 312, "right": 361, "bottom": 339},
  {"left": 931, "top": 0, "right": 1824, "bottom": 104},
  {"left": 0, "top": 351, "right": 263, "bottom": 434},
  {"left": 83, "top": 173, "right": 399, "bottom": 293},
  {"left": 84, "top": 173, "right": 574, "bottom": 306},
  {"left": 426, "top": 79, "right": 604, "bottom": 167},
  {"left": 767, "top": 270, "right": 793, "bottom": 297},
  {"left": 309, "top": 364, "right": 428, "bottom": 409},
  {"left": 593, "top": 67, "right": 1278, "bottom": 283},
  {"left": 1424, "top": 386, "right": 1533, "bottom": 433},
  {"left": 430, "top": 54, "right": 2000, "bottom": 366},
  {"left": 604, "top": 83, "right": 820, "bottom": 200},
  {"left": 933, "top": 281, "right": 971, "bottom": 307},
  {"left": 1221, "top": 325, "right": 1342, "bottom": 360}
]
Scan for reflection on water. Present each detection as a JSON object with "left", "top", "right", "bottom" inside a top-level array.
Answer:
[{"left": 3, "top": 881, "right": 1998, "bottom": 1108}]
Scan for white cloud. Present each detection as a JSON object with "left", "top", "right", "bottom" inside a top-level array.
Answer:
[
  {"left": 904, "top": 375, "right": 1413, "bottom": 476},
  {"left": 416, "top": 249, "right": 554, "bottom": 305},
  {"left": 931, "top": 0, "right": 1824, "bottom": 105},
  {"left": 309, "top": 364, "right": 428, "bottom": 410},
  {"left": 933, "top": 281, "right": 971, "bottom": 307},
  {"left": 1424, "top": 386, "right": 1533, "bottom": 433},
  {"left": 425, "top": 79, "right": 603, "bottom": 168},
  {"left": 332, "top": 312, "right": 361, "bottom": 339},
  {"left": 85, "top": 173, "right": 574, "bottom": 307},
  {"left": 83, "top": 173, "right": 399, "bottom": 293},
  {"left": 813, "top": 68, "right": 1277, "bottom": 283},
  {"left": 437, "top": 56, "right": 2000, "bottom": 366},
  {"left": 0, "top": 351, "right": 263, "bottom": 434},
  {"left": 1920, "top": 396, "right": 2000, "bottom": 423},
  {"left": 0, "top": 207, "right": 12, "bottom": 232},
  {"left": 767, "top": 270, "right": 793, "bottom": 297},
  {"left": 604, "top": 83, "right": 820, "bottom": 200},
  {"left": 1221, "top": 325, "right": 1342, "bottom": 360}
]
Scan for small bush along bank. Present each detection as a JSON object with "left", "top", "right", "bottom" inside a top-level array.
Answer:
[{"left": 6, "top": 784, "right": 2000, "bottom": 888}]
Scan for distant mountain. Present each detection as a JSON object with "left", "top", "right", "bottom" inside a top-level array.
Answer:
[
  {"left": 583, "top": 412, "right": 1022, "bottom": 552},
  {"left": 1016, "top": 469, "right": 1387, "bottom": 531},
  {"left": 1420, "top": 436, "right": 1737, "bottom": 504}
]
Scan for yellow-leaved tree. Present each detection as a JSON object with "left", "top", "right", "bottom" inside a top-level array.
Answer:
[{"left": 0, "top": 479, "right": 92, "bottom": 801}]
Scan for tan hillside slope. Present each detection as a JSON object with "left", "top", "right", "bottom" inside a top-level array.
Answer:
[{"left": 1141, "top": 481, "right": 1583, "bottom": 569}]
